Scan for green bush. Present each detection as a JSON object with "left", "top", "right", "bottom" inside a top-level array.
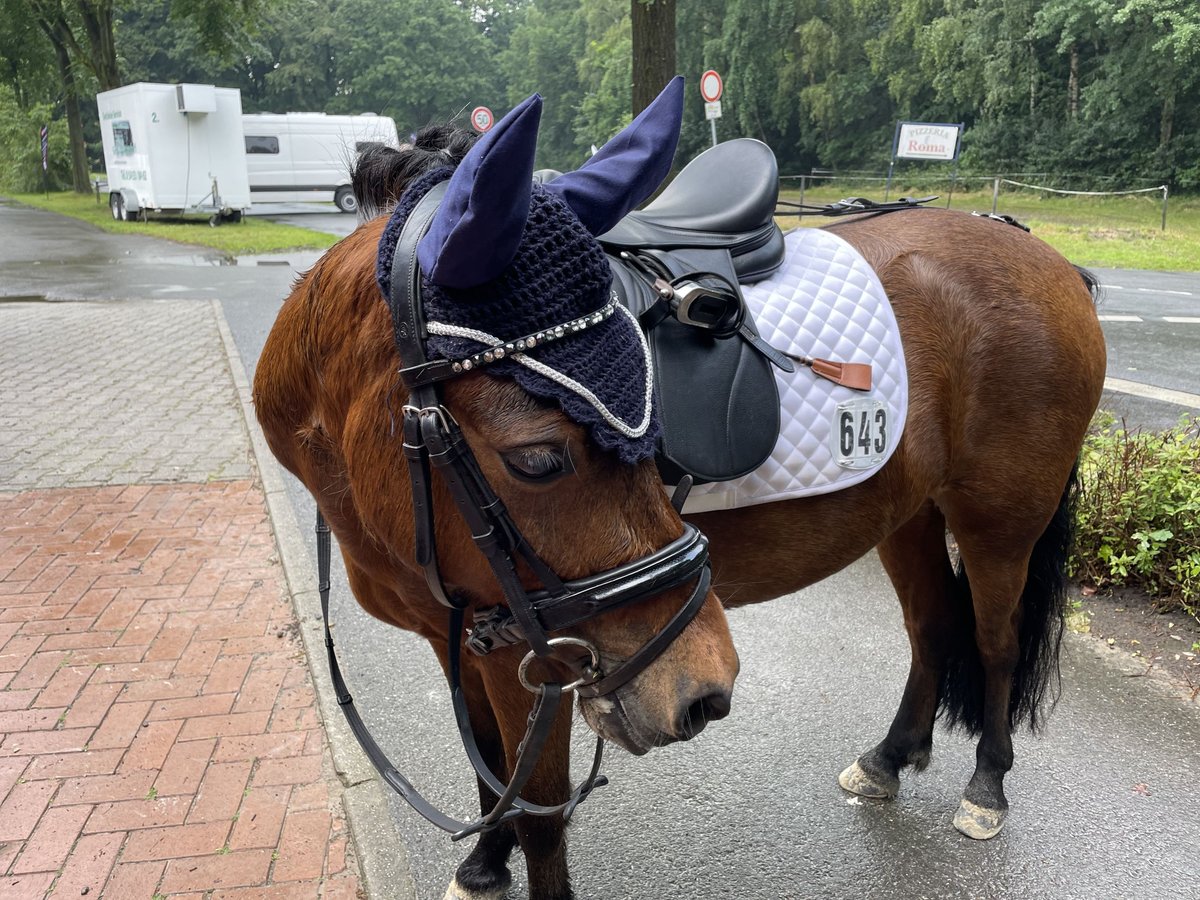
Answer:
[
  {"left": 0, "top": 86, "right": 73, "bottom": 193},
  {"left": 1071, "top": 412, "right": 1200, "bottom": 622}
]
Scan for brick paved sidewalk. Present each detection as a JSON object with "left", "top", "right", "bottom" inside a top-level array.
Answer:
[{"left": 0, "top": 301, "right": 363, "bottom": 899}]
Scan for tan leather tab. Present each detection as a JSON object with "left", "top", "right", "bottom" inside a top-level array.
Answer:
[{"left": 810, "top": 358, "right": 873, "bottom": 391}]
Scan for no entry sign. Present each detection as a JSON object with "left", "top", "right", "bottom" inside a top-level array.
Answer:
[
  {"left": 700, "top": 70, "right": 723, "bottom": 103},
  {"left": 471, "top": 106, "right": 494, "bottom": 133}
]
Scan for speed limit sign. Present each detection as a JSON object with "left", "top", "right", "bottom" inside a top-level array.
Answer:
[{"left": 471, "top": 106, "right": 494, "bottom": 133}]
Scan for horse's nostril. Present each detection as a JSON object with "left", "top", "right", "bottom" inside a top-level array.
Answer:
[{"left": 679, "top": 689, "right": 732, "bottom": 740}]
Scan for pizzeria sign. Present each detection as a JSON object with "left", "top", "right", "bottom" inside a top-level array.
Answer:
[{"left": 893, "top": 121, "right": 962, "bottom": 161}]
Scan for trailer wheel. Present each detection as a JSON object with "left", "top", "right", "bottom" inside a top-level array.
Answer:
[
  {"left": 110, "top": 193, "right": 124, "bottom": 221},
  {"left": 209, "top": 214, "right": 222, "bottom": 228},
  {"left": 334, "top": 186, "right": 357, "bottom": 214}
]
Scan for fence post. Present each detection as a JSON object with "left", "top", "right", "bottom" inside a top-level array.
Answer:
[
  {"left": 1162, "top": 185, "right": 1169, "bottom": 232},
  {"left": 991, "top": 177, "right": 1000, "bottom": 215},
  {"left": 799, "top": 175, "right": 806, "bottom": 210}
]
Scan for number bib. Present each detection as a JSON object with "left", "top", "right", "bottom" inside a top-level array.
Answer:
[{"left": 834, "top": 399, "right": 889, "bottom": 469}]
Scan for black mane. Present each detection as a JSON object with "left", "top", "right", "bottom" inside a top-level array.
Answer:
[{"left": 352, "top": 124, "right": 477, "bottom": 220}]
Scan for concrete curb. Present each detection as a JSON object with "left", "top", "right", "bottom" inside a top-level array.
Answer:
[{"left": 213, "top": 300, "right": 417, "bottom": 900}]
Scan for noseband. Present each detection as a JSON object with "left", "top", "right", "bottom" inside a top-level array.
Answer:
[{"left": 318, "top": 180, "right": 713, "bottom": 840}]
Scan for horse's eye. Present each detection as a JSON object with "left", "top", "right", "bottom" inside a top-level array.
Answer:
[{"left": 502, "top": 445, "right": 574, "bottom": 484}]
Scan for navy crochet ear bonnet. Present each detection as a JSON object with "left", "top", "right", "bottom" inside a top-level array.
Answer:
[
  {"left": 374, "top": 78, "right": 685, "bottom": 466},
  {"left": 376, "top": 168, "right": 656, "bottom": 464}
]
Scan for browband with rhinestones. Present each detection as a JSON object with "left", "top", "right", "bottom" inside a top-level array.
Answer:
[{"left": 442, "top": 299, "right": 618, "bottom": 374}]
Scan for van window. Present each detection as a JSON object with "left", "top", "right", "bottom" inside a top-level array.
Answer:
[
  {"left": 245, "top": 135, "right": 280, "bottom": 154},
  {"left": 112, "top": 121, "right": 135, "bottom": 156}
]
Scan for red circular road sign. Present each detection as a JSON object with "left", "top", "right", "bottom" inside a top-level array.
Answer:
[
  {"left": 471, "top": 106, "right": 494, "bottom": 133},
  {"left": 700, "top": 70, "right": 723, "bottom": 103}
]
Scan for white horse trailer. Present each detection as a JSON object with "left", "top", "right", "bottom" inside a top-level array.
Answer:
[
  {"left": 241, "top": 112, "right": 400, "bottom": 213},
  {"left": 96, "top": 82, "right": 250, "bottom": 224}
]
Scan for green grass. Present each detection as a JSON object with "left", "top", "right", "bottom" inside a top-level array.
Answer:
[
  {"left": 7, "top": 191, "right": 337, "bottom": 255},
  {"left": 779, "top": 183, "right": 1200, "bottom": 272},
  {"left": 10, "top": 184, "right": 1199, "bottom": 270}
]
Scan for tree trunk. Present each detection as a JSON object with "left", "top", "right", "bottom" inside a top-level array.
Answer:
[
  {"left": 75, "top": 0, "right": 121, "bottom": 90},
  {"left": 33, "top": 3, "right": 90, "bottom": 192},
  {"left": 1028, "top": 40, "right": 1037, "bottom": 118},
  {"left": 631, "top": 0, "right": 676, "bottom": 115},
  {"left": 1067, "top": 43, "right": 1079, "bottom": 120},
  {"left": 1159, "top": 89, "right": 1175, "bottom": 151}
]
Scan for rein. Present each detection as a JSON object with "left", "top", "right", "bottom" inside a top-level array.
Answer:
[
  {"left": 775, "top": 195, "right": 938, "bottom": 218},
  {"left": 318, "top": 181, "right": 713, "bottom": 841}
]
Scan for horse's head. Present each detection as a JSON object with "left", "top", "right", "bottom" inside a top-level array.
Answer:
[{"left": 370, "top": 79, "right": 739, "bottom": 753}]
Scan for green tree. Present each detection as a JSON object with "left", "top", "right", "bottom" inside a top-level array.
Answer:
[
  {"left": 327, "top": 0, "right": 500, "bottom": 135},
  {"left": 499, "top": 0, "right": 587, "bottom": 168},
  {"left": 574, "top": 0, "right": 631, "bottom": 154}
]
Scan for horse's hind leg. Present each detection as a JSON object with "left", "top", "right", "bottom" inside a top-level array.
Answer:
[
  {"left": 938, "top": 539, "right": 1028, "bottom": 840},
  {"left": 840, "top": 501, "right": 960, "bottom": 799},
  {"left": 940, "top": 479, "right": 1073, "bottom": 841}
]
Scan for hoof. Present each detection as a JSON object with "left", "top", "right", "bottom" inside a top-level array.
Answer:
[
  {"left": 838, "top": 760, "right": 898, "bottom": 800},
  {"left": 444, "top": 877, "right": 508, "bottom": 900},
  {"left": 953, "top": 798, "right": 1007, "bottom": 840}
]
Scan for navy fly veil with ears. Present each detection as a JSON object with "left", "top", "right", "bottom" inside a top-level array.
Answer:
[{"left": 376, "top": 77, "right": 685, "bottom": 465}]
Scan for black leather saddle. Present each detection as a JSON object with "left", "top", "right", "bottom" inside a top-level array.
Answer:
[
  {"left": 598, "top": 139, "right": 787, "bottom": 484},
  {"left": 598, "top": 138, "right": 786, "bottom": 283}
]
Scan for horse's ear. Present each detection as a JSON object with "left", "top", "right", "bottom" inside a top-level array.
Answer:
[
  {"left": 418, "top": 94, "right": 542, "bottom": 289},
  {"left": 542, "top": 76, "right": 684, "bottom": 236}
]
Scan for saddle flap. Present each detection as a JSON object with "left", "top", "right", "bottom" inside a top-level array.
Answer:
[{"left": 610, "top": 247, "right": 780, "bottom": 484}]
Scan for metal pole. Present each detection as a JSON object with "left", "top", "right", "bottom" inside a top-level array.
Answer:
[
  {"left": 991, "top": 176, "right": 1000, "bottom": 215},
  {"left": 1162, "top": 186, "right": 1169, "bottom": 232},
  {"left": 799, "top": 175, "right": 806, "bottom": 210},
  {"left": 884, "top": 158, "right": 894, "bottom": 201},
  {"left": 709, "top": 118, "right": 717, "bottom": 148},
  {"left": 947, "top": 159, "right": 959, "bottom": 209}
]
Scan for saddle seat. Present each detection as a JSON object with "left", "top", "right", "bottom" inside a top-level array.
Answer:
[{"left": 598, "top": 138, "right": 785, "bottom": 282}]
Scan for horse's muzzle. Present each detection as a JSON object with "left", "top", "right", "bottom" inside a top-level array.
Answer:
[{"left": 580, "top": 677, "right": 735, "bottom": 755}]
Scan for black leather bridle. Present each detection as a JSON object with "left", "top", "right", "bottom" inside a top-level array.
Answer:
[{"left": 318, "top": 180, "right": 715, "bottom": 841}]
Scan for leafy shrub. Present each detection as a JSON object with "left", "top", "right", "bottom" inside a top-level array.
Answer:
[
  {"left": 1071, "top": 412, "right": 1200, "bottom": 622},
  {"left": 0, "top": 86, "right": 73, "bottom": 193}
]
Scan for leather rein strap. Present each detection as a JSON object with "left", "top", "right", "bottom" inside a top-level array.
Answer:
[{"left": 316, "top": 181, "right": 713, "bottom": 840}]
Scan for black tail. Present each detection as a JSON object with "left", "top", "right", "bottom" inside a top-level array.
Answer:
[
  {"left": 1076, "top": 265, "right": 1101, "bottom": 303},
  {"left": 937, "top": 466, "right": 1078, "bottom": 735}
]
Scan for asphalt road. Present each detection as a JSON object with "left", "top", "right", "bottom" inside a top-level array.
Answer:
[{"left": 3, "top": 199, "right": 1199, "bottom": 900}]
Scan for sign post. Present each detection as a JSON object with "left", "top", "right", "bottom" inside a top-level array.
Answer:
[
  {"left": 470, "top": 106, "right": 494, "bottom": 133},
  {"left": 700, "top": 69, "right": 723, "bottom": 148},
  {"left": 886, "top": 121, "right": 963, "bottom": 202}
]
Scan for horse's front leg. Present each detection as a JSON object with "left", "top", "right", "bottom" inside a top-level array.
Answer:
[
  {"left": 840, "top": 502, "right": 959, "bottom": 799},
  {"left": 430, "top": 649, "right": 520, "bottom": 900},
  {"left": 478, "top": 655, "right": 575, "bottom": 900}
]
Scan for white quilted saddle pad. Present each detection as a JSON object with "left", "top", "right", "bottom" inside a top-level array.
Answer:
[{"left": 682, "top": 226, "right": 908, "bottom": 513}]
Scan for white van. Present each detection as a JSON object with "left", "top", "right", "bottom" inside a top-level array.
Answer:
[
  {"left": 97, "top": 82, "right": 251, "bottom": 223},
  {"left": 241, "top": 112, "right": 400, "bottom": 213}
]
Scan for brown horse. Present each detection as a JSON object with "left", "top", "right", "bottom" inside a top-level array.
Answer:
[{"left": 253, "top": 124, "right": 1106, "bottom": 898}]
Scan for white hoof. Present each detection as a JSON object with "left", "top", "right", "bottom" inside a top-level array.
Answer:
[
  {"left": 443, "top": 877, "right": 508, "bottom": 900},
  {"left": 953, "top": 798, "right": 1007, "bottom": 840},
  {"left": 838, "top": 760, "right": 898, "bottom": 800}
]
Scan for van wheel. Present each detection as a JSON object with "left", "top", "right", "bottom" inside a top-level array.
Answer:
[
  {"left": 334, "top": 186, "right": 357, "bottom": 214},
  {"left": 110, "top": 193, "right": 124, "bottom": 221}
]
